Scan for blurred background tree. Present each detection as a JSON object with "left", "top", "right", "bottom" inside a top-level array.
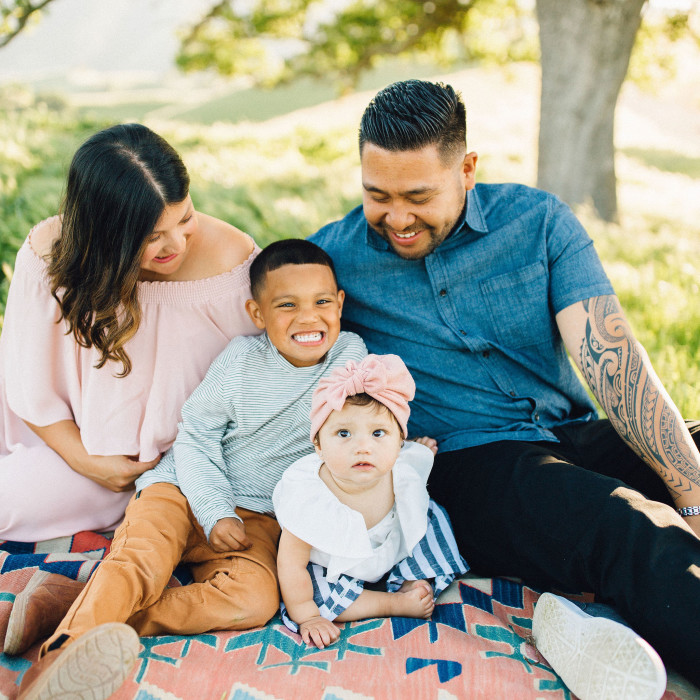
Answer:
[
  {"left": 2, "top": 0, "right": 697, "bottom": 221},
  {"left": 0, "top": 0, "right": 52, "bottom": 47},
  {"left": 174, "top": 0, "right": 697, "bottom": 222}
]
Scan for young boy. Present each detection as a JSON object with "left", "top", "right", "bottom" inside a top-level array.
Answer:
[{"left": 11, "top": 239, "right": 367, "bottom": 700}]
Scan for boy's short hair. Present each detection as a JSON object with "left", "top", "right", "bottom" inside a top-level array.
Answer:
[{"left": 250, "top": 239, "right": 339, "bottom": 300}]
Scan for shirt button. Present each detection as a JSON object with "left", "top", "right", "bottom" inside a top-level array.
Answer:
[
  {"left": 460, "top": 330, "right": 467, "bottom": 336},
  {"left": 534, "top": 413, "right": 540, "bottom": 422},
  {"left": 482, "top": 350, "right": 490, "bottom": 358},
  {"left": 509, "top": 391, "right": 516, "bottom": 397},
  {"left": 439, "top": 289, "right": 447, "bottom": 297}
]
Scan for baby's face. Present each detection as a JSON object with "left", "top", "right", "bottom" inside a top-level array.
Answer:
[{"left": 315, "top": 402, "right": 402, "bottom": 490}]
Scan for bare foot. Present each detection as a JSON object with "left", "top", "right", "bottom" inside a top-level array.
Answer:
[
  {"left": 411, "top": 436, "right": 438, "bottom": 455},
  {"left": 389, "top": 580, "right": 435, "bottom": 619}
]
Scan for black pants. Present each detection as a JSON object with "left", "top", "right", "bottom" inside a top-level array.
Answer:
[{"left": 429, "top": 419, "right": 700, "bottom": 685}]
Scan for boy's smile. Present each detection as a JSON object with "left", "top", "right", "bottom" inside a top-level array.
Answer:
[{"left": 246, "top": 263, "right": 344, "bottom": 367}]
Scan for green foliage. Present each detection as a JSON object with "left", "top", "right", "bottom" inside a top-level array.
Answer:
[
  {"left": 628, "top": 8, "right": 700, "bottom": 87},
  {"left": 621, "top": 148, "right": 700, "bottom": 179},
  {"left": 0, "top": 0, "right": 56, "bottom": 48},
  {"left": 0, "top": 85, "right": 111, "bottom": 316},
  {"left": 177, "top": 0, "right": 538, "bottom": 94}
]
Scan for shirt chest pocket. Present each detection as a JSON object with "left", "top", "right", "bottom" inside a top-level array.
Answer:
[{"left": 479, "top": 261, "right": 551, "bottom": 348}]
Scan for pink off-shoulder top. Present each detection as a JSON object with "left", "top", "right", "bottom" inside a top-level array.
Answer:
[{"left": 0, "top": 217, "right": 260, "bottom": 468}]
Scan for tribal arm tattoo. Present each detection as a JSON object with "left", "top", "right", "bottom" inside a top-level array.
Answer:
[{"left": 574, "top": 295, "right": 700, "bottom": 504}]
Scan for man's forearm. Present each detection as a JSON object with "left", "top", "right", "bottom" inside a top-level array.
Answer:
[{"left": 578, "top": 296, "right": 700, "bottom": 505}]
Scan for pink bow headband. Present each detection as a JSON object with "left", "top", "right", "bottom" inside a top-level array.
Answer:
[{"left": 310, "top": 354, "right": 415, "bottom": 440}]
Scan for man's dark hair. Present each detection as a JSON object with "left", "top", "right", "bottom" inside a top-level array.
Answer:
[
  {"left": 250, "top": 238, "right": 338, "bottom": 300},
  {"left": 359, "top": 80, "right": 466, "bottom": 163}
]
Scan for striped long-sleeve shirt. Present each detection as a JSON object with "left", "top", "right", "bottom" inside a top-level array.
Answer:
[{"left": 135, "top": 331, "right": 367, "bottom": 537}]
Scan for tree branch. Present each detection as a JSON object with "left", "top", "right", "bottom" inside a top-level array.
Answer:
[{"left": 0, "top": 0, "right": 56, "bottom": 49}]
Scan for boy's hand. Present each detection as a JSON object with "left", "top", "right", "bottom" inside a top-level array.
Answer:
[
  {"left": 298, "top": 615, "right": 340, "bottom": 649},
  {"left": 209, "top": 517, "right": 252, "bottom": 552},
  {"left": 411, "top": 436, "right": 438, "bottom": 455}
]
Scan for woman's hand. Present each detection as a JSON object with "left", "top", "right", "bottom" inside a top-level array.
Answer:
[
  {"left": 299, "top": 615, "right": 340, "bottom": 649},
  {"left": 24, "top": 418, "right": 159, "bottom": 491},
  {"left": 86, "top": 454, "right": 161, "bottom": 492},
  {"left": 209, "top": 517, "right": 252, "bottom": 552}
]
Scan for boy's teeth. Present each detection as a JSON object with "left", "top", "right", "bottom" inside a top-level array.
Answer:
[{"left": 294, "top": 332, "right": 322, "bottom": 343}]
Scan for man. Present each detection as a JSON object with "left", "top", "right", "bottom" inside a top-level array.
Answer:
[{"left": 310, "top": 79, "right": 700, "bottom": 697}]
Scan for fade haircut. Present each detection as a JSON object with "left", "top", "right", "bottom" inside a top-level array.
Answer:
[
  {"left": 250, "top": 238, "right": 338, "bottom": 300},
  {"left": 359, "top": 80, "right": 466, "bottom": 163}
]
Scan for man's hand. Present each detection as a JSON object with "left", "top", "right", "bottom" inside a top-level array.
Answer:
[
  {"left": 86, "top": 454, "right": 161, "bottom": 492},
  {"left": 298, "top": 615, "right": 340, "bottom": 649},
  {"left": 209, "top": 517, "right": 252, "bottom": 552},
  {"left": 411, "top": 436, "right": 438, "bottom": 455}
]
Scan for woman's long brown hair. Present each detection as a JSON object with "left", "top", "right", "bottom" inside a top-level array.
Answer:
[{"left": 47, "top": 124, "right": 190, "bottom": 377}]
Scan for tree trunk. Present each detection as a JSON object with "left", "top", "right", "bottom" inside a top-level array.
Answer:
[{"left": 536, "top": 0, "right": 645, "bottom": 222}]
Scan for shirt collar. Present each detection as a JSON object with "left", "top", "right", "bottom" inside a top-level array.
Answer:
[
  {"left": 364, "top": 187, "right": 489, "bottom": 252},
  {"left": 465, "top": 187, "right": 489, "bottom": 234}
]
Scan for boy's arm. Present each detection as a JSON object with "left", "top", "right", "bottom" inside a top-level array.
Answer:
[
  {"left": 173, "top": 349, "right": 241, "bottom": 540},
  {"left": 557, "top": 295, "right": 700, "bottom": 537},
  {"left": 278, "top": 528, "right": 340, "bottom": 648}
]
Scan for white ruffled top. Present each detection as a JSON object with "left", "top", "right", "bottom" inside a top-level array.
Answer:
[{"left": 273, "top": 440, "right": 434, "bottom": 583}]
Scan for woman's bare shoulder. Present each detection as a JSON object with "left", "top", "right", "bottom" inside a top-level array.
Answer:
[
  {"left": 28, "top": 216, "right": 61, "bottom": 258},
  {"left": 197, "top": 213, "right": 256, "bottom": 271}
]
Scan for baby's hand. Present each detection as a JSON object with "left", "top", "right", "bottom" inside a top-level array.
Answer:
[
  {"left": 209, "top": 517, "right": 252, "bottom": 552},
  {"left": 299, "top": 615, "right": 340, "bottom": 649},
  {"left": 412, "top": 436, "right": 438, "bottom": 455}
]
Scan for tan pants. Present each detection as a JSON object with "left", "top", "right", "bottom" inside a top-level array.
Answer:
[{"left": 41, "top": 483, "right": 281, "bottom": 655}]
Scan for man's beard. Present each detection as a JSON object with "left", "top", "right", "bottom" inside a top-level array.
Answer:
[{"left": 375, "top": 221, "right": 452, "bottom": 260}]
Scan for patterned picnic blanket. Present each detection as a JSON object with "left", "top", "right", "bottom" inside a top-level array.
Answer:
[{"left": 1, "top": 532, "right": 698, "bottom": 700}]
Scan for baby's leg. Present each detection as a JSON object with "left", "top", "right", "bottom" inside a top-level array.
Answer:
[{"left": 335, "top": 580, "right": 434, "bottom": 621}]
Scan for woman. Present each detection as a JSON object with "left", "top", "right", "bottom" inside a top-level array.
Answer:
[{"left": 0, "top": 123, "right": 260, "bottom": 541}]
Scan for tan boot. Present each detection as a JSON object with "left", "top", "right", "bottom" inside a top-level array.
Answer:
[
  {"left": 17, "top": 622, "right": 140, "bottom": 700},
  {"left": 0, "top": 602, "right": 9, "bottom": 649},
  {"left": 4, "top": 571, "right": 86, "bottom": 655}
]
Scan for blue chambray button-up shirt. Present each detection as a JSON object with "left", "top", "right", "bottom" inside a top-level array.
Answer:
[{"left": 310, "top": 183, "right": 615, "bottom": 453}]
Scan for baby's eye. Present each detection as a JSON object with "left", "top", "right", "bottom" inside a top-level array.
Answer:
[
  {"left": 278, "top": 302, "right": 295, "bottom": 308},
  {"left": 372, "top": 429, "right": 386, "bottom": 438},
  {"left": 337, "top": 429, "right": 350, "bottom": 438}
]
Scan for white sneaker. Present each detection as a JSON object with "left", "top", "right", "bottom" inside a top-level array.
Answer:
[{"left": 532, "top": 593, "right": 667, "bottom": 700}]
